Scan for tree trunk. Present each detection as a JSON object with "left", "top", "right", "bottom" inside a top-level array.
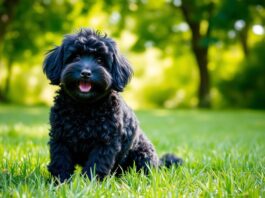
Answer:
[
  {"left": 239, "top": 24, "right": 249, "bottom": 57},
  {"left": 0, "top": 59, "right": 13, "bottom": 102},
  {"left": 4, "top": 59, "right": 13, "bottom": 99},
  {"left": 0, "top": 0, "right": 19, "bottom": 103},
  {"left": 191, "top": 28, "right": 211, "bottom": 108},
  {"left": 0, "top": 60, "right": 4, "bottom": 102},
  {"left": 0, "top": 0, "right": 19, "bottom": 42},
  {"left": 193, "top": 46, "right": 211, "bottom": 108},
  {"left": 0, "top": 88, "right": 5, "bottom": 102},
  {"left": 179, "top": 3, "right": 212, "bottom": 108}
]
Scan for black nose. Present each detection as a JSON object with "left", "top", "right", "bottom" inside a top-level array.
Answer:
[{"left": 80, "top": 69, "right": 91, "bottom": 78}]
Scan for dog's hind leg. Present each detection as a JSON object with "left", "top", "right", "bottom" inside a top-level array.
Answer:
[{"left": 122, "top": 133, "right": 160, "bottom": 173}]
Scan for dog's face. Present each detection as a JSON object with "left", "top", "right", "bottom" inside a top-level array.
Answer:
[{"left": 43, "top": 29, "right": 133, "bottom": 102}]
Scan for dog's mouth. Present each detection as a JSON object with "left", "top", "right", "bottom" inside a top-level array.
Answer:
[{"left": 79, "top": 80, "right": 92, "bottom": 93}]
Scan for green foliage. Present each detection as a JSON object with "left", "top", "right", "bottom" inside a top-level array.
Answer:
[
  {"left": 0, "top": 0, "right": 264, "bottom": 108},
  {"left": 213, "top": 0, "right": 265, "bottom": 46},
  {"left": 0, "top": 105, "right": 265, "bottom": 196},
  {"left": 104, "top": 0, "right": 264, "bottom": 108},
  {"left": 2, "top": 0, "right": 73, "bottom": 59},
  {"left": 219, "top": 42, "right": 265, "bottom": 109}
]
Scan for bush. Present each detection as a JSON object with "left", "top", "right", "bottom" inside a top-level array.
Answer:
[{"left": 219, "top": 42, "right": 265, "bottom": 109}]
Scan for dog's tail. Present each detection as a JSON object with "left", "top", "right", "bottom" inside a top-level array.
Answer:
[{"left": 159, "top": 153, "right": 183, "bottom": 168}]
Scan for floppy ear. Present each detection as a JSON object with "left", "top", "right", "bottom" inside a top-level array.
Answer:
[
  {"left": 111, "top": 50, "right": 133, "bottom": 92},
  {"left": 43, "top": 45, "right": 64, "bottom": 85}
]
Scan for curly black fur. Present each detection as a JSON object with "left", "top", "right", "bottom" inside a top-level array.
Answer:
[{"left": 43, "top": 28, "right": 182, "bottom": 182}]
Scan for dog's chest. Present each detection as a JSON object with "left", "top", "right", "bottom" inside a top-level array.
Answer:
[{"left": 55, "top": 105, "right": 119, "bottom": 145}]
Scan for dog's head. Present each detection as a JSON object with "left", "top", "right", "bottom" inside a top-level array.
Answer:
[{"left": 43, "top": 28, "right": 133, "bottom": 102}]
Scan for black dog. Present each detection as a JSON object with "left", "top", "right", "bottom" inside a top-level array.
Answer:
[{"left": 43, "top": 28, "right": 182, "bottom": 182}]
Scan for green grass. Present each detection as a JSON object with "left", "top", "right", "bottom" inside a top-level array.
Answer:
[{"left": 0, "top": 105, "right": 264, "bottom": 197}]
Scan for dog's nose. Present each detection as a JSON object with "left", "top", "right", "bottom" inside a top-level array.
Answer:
[{"left": 80, "top": 69, "right": 92, "bottom": 78}]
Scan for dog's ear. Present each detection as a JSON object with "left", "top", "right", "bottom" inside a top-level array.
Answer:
[
  {"left": 111, "top": 48, "right": 133, "bottom": 92},
  {"left": 43, "top": 45, "right": 64, "bottom": 85}
]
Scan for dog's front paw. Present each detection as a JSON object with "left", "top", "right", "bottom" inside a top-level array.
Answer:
[
  {"left": 57, "top": 173, "right": 72, "bottom": 183},
  {"left": 82, "top": 166, "right": 109, "bottom": 181},
  {"left": 48, "top": 164, "right": 72, "bottom": 183}
]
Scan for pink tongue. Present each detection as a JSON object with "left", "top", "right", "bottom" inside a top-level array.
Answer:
[{"left": 79, "top": 81, "right": 91, "bottom": 92}]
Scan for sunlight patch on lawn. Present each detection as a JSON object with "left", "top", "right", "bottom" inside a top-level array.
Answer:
[{"left": 0, "top": 123, "right": 48, "bottom": 137}]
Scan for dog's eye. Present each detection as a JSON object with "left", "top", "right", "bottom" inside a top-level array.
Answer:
[{"left": 96, "top": 57, "right": 103, "bottom": 64}]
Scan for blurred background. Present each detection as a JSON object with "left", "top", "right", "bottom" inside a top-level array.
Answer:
[{"left": 0, "top": 0, "right": 264, "bottom": 109}]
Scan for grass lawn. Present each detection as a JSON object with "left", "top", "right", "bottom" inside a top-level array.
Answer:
[{"left": 0, "top": 105, "right": 264, "bottom": 197}]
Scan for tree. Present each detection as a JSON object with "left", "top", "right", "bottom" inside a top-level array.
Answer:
[
  {"left": 219, "top": 41, "right": 265, "bottom": 109},
  {"left": 104, "top": 0, "right": 216, "bottom": 108},
  {"left": 176, "top": 0, "right": 215, "bottom": 108},
  {"left": 214, "top": 0, "right": 265, "bottom": 57},
  {"left": 0, "top": 0, "right": 72, "bottom": 102},
  {"left": 103, "top": 0, "right": 264, "bottom": 108},
  {"left": 0, "top": 0, "right": 19, "bottom": 46},
  {"left": 0, "top": 0, "right": 19, "bottom": 101}
]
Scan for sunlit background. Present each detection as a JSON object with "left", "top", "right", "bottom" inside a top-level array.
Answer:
[{"left": 0, "top": 0, "right": 264, "bottom": 109}]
